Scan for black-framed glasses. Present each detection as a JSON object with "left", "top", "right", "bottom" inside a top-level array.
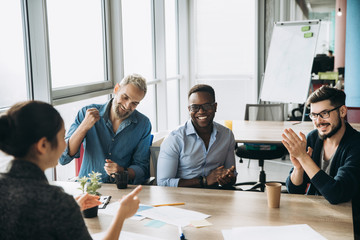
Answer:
[
  {"left": 188, "top": 102, "right": 216, "bottom": 113},
  {"left": 308, "top": 105, "right": 342, "bottom": 120}
]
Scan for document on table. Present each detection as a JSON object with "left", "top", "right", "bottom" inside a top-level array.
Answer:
[
  {"left": 222, "top": 224, "right": 327, "bottom": 240},
  {"left": 92, "top": 231, "right": 166, "bottom": 240},
  {"left": 138, "top": 206, "right": 210, "bottom": 227},
  {"left": 99, "top": 203, "right": 152, "bottom": 220}
]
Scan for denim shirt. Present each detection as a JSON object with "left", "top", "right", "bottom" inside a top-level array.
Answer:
[
  {"left": 59, "top": 99, "right": 152, "bottom": 184},
  {"left": 157, "top": 120, "right": 237, "bottom": 187}
]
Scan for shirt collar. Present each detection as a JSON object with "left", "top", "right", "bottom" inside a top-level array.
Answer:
[{"left": 185, "top": 119, "right": 218, "bottom": 138}]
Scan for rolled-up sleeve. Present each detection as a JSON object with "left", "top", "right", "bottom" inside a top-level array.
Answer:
[{"left": 58, "top": 109, "right": 86, "bottom": 165}]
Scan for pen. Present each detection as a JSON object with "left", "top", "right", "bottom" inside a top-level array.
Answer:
[
  {"left": 153, "top": 202, "right": 185, "bottom": 207},
  {"left": 178, "top": 226, "right": 185, "bottom": 240}
]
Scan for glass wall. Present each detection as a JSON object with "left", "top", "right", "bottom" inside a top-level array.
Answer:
[
  {"left": 165, "top": 0, "right": 181, "bottom": 128},
  {"left": 193, "top": 0, "right": 257, "bottom": 120},
  {"left": 47, "top": 0, "right": 105, "bottom": 89},
  {"left": 121, "top": 0, "right": 156, "bottom": 128},
  {"left": 0, "top": 0, "right": 258, "bottom": 180},
  {"left": 0, "top": 0, "right": 27, "bottom": 109}
]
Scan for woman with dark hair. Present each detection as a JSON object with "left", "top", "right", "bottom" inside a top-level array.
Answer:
[{"left": 0, "top": 101, "right": 141, "bottom": 240}]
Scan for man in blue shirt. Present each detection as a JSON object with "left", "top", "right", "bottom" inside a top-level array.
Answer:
[
  {"left": 59, "top": 74, "right": 152, "bottom": 184},
  {"left": 157, "top": 84, "right": 236, "bottom": 188}
]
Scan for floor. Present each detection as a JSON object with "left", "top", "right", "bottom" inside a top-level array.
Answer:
[{"left": 234, "top": 155, "right": 293, "bottom": 191}]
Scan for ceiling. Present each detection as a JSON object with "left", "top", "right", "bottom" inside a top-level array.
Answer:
[{"left": 306, "top": 0, "right": 336, "bottom": 12}]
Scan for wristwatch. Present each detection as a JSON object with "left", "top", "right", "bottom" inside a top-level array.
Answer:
[
  {"left": 202, "top": 176, "right": 208, "bottom": 188},
  {"left": 199, "top": 176, "right": 204, "bottom": 188},
  {"left": 199, "top": 176, "right": 207, "bottom": 188}
]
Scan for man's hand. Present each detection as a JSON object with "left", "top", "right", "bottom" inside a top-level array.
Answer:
[
  {"left": 288, "top": 146, "right": 313, "bottom": 170},
  {"left": 282, "top": 128, "right": 320, "bottom": 184},
  {"left": 68, "top": 108, "right": 101, "bottom": 156},
  {"left": 282, "top": 128, "right": 308, "bottom": 161},
  {"left": 75, "top": 193, "right": 101, "bottom": 211},
  {"left": 207, "top": 166, "right": 235, "bottom": 186},
  {"left": 217, "top": 165, "right": 236, "bottom": 186},
  {"left": 104, "top": 159, "right": 124, "bottom": 176},
  {"left": 206, "top": 166, "right": 225, "bottom": 186},
  {"left": 81, "top": 108, "right": 100, "bottom": 131}
]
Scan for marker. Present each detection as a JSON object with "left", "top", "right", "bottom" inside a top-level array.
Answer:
[
  {"left": 178, "top": 226, "right": 185, "bottom": 240},
  {"left": 153, "top": 202, "right": 185, "bottom": 207}
]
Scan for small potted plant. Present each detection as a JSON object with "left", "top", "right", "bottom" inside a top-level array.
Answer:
[{"left": 78, "top": 171, "right": 102, "bottom": 218}]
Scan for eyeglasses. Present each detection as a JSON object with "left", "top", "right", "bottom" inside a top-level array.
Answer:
[
  {"left": 308, "top": 105, "right": 342, "bottom": 120},
  {"left": 188, "top": 102, "right": 216, "bottom": 113}
]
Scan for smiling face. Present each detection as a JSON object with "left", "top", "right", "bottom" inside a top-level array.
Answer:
[
  {"left": 310, "top": 100, "right": 345, "bottom": 140},
  {"left": 188, "top": 91, "right": 217, "bottom": 131},
  {"left": 112, "top": 83, "right": 145, "bottom": 120}
]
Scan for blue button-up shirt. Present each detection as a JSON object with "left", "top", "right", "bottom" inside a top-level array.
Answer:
[
  {"left": 157, "top": 120, "right": 236, "bottom": 187},
  {"left": 59, "top": 99, "right": 152, "bottom": 184}
]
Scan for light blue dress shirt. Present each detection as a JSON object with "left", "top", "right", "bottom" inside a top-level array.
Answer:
[
  {"left": 157, "top": 119, "right": 236, "bottom": 187},
  {"left": 59, "top": 99, "right": 152, "bottom": 184}
]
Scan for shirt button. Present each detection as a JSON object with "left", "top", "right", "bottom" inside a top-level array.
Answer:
[{"left": 109, "top": 153, "right": 112, "bottom": 156}]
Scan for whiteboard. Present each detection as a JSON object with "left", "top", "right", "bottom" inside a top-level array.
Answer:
[{"left": 260, "top": 20, "right": 320, "bottom": 103}]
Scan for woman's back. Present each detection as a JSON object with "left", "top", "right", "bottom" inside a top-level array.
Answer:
[{"left": 0, "top": 160, "right": 91, "bottom": 240}]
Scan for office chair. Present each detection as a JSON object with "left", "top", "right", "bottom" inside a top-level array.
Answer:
[
  {"left": 148, "top": 136, "right": 165, "bottom": 185},
  {"left": 234, "top": 103, "right": 288, "bottom": 192}
]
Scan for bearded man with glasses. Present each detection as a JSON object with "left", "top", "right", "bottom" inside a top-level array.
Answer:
[
  {"left": 282, "top": 86, "right": 360, "bottom": 239},
  {"left": 157, "top": 84, "right": 237, "bottom": 189}
]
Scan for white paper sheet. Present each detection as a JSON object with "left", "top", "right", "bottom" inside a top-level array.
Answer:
[
  {"left": 222, "top": 224, "right": 327, "bottom": 240},
  {"left": 92, "top": 230, "right": 166, "bottom": 240},
  {"left": 99, "top": 203, "right": 151, "bottom": 220},
  {"left": 138, "top": 206, "right": 210, "bottom": 227}
]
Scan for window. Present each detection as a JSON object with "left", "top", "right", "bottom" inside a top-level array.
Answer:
[
  {"left": 47, "top": 0, "right": 105, "bottom": 89},
  {"left": 122, "top": 0, "right": 153, "bottom": 79},
  {"left": 121, "top": 0, "right": 156, "bottom": 128},
  {"left": 0, "top": 0, "right": 27, "bottom": 109},
  {"left": 194, "top": 0, "right": 257, "bottom": 120},
  {"left": 195, "top": 0, "right": 255, "bottom": 76},
  {"left": 165, "top": 0, "right": 181, "bottom": 129}
]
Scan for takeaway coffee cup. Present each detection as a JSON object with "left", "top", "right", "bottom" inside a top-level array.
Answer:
[
  {"left": 111, "top": 171, "right": 128, "bottom": 189},
  {"left": 265, "top": 182, "right": 282, "bottom": 208}
]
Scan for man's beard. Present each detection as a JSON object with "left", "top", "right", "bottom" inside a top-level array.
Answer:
[
  {"left": 113, "top": 101, "right": 132, "bottom": 120},
  {"left": 317, "top": 115, "right": 342, "bottom": 140}
]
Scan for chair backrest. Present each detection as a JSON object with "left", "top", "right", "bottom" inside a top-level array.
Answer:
[
  {"left": 149, "top": 137, "right": 165, "bottom": 184},
  {"left": 244, "top": 103, "right": 285, "bottom": 121}
]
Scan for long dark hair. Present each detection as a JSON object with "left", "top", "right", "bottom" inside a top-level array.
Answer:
[{"left": 0, "top": 101, "right": 63, "bottom": 158}]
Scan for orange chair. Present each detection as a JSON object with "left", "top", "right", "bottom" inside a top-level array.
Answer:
[{"left": 75, "top": 144, "right": 84, "bottom": 177}]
